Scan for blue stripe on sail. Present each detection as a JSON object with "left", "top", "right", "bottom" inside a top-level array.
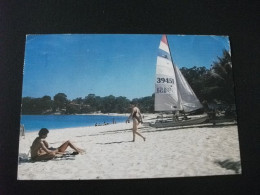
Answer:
[{"left": 158, "top": 49, "right": 171, "bottom": 60}]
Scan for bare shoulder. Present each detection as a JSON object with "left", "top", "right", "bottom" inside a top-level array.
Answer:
[
  {"left": 135, "top": 107, "right": 140, "bottom": 112},
  {"left": 32, "top": 137, "right": 44, "bottom": 146},
  {"left": 37, "top": 137, "right": 45, "bottom": 143},
  {"left": 31, "top": 137, "right": 43, "bottom": 152},
  {"left": 42, "top": 139, "right": 48, "bottom": 143},
  {"left": 39, "top": 138, "right": 46, "bottom": 145}
]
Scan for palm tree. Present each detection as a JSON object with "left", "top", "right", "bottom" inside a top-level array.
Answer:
[{"left": 207, "top": 49, "right": 235, "bottom": 104}]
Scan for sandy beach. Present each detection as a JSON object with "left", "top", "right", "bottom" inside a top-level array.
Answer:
[{"left": 17, "top": 114, "right": 241, "bottom": 180}]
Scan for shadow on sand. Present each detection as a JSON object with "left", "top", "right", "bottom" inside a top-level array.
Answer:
[
  {"left": 18, "top": 153, "right": 76, "bottom": 164},
  {"left": 214, "top": 159, "right": 241, "bottom": 174},
  {"left": 96, "top": 140, "right": 133, "bottom": 145},
  {"left": 141, "top": 123, "right": 237, "bottom": 133},
  {"left": 89, "top": 123, "right": 237, "bottom": 137},
  {"left": 89, "top": 128, "right": 132, "bottom": 136}
]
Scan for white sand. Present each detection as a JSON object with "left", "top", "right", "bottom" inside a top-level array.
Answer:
[{"left": 17, "top": 115, "right": 241, "bottom": 180}]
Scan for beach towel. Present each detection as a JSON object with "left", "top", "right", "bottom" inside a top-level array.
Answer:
[{"left": 18, "top": 152, "right": 77, "bottom": 163}]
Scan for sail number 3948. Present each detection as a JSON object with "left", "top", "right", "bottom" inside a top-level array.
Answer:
[{"left": 157, "top": 77, "right": 174, "bottom": 84}]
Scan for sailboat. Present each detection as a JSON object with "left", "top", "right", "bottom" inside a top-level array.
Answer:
[{"left": 149, "top": 35, "right": 208, "bottom": 128}]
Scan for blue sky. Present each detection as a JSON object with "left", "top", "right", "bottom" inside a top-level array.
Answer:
[{"left": 22, "top": 34, "right": 230, "bottom": 100}]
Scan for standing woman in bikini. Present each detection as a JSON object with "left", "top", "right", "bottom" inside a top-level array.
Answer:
[{"left": 127, "top": 103, "right": 146, "bottom": 142}]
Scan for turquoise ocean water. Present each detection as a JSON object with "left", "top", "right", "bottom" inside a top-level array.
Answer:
[{"left": 21, "top": 115, "right": 128, "bottom": 132}]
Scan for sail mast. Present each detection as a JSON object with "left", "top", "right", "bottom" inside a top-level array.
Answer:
[
  {"left": 165, "top": 35, "right": 183, "bottom": 111},
  {"left": 165, "top": 35, "right": 174, "bottom": 65}
]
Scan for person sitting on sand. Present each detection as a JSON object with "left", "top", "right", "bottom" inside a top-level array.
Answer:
[
  {"left": 30, "top": 128, "right": 85, "bottom": 161},
  {"left": 126, "top": 103, "right": 146, "bottom": 142}
]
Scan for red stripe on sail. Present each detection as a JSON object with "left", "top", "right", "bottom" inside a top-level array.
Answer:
[{"left": 161, "top": 35, "right": 168, "bottom": 45}]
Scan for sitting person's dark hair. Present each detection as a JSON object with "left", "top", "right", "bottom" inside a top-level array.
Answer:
[{"left": 38, "top": 128, "right": 49, "bottom": 136}]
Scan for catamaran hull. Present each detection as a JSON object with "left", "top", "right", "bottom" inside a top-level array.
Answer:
[{"left": 149, "top": 115, "right": 208, "bottom": 128}]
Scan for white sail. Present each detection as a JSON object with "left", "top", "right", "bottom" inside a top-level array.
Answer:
[
  {"left": 155, "top": 35, "right": 181, "bottom": 111},
  {"left": 174, "top": 64, "right": 203, "bottom": 112},
  {"left": 155, "top": 35, "right": 202, "bottom": 112}
]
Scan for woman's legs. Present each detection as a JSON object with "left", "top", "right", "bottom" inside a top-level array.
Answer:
[
  {"left": 58, "top": 140, "right": 84, "bottom": 153},
  {"left": 132, "top": 119, "right": 145, "bottom": 141},
  {"left": 134, "top": 129, "right": 145, "bottom": 141},
  {"left": 132, "top": 125, "right": 136, "bottom": 142}
]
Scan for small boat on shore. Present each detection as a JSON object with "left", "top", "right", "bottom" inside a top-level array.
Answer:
[
  {"left": 149, "top": 113, "right": 208, "bottom": 128},
  {"left": 150, "top": 35, "right": 208, "bottom": 128}
]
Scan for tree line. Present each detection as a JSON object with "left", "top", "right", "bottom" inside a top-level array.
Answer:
[
  {"left": 21, "top": 94, "right": 147, "bottom": 115},
  {"left": 21, "top": 49, "right": 235, "bottom": 115}
]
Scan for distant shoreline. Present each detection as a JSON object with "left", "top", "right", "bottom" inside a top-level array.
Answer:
[
  {"left": 23, "top": 122, "right": 127, "bottom": 134},
  {"left": 76, "top": 113, "right": 129, "bottom": 116},
  {"left": 20, "top": 114, "right": 130, "bottom": 132},
  {"left": 21, "top": 113, "right": 130, "bottom": 116}
]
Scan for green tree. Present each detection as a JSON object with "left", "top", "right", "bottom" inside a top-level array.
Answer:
[
  {"left": 84, "top": 94, "right": 97, "bottom": 112},
  {"left": 95, "top": 96, "right": 103, "bottom": 111},
  {"left": 65, "top": 103, "right": 81, "bottom": 114},
  {"left": 21, "top": 97, "right": 35, "bottom": 114},
  {"left": 102, "top": 95, "right": 116, "bottom": 113},
  {"left": 21, "top": 96, "right": 54, "bottom": 114},
  {"left": 54, "top": 93, "right": 68, "bottom": 111},
  {"left": 73, "top": 97, "right": 84, "bottom": 105},
  {"left": 114, "top": 96, "right": 130, "bottom": 113},
  {"left": 130, "top": 95, "right": 154, "bottom": 113},
  {"left": 205, "top": 50, "right": 235, "bottom": 104},
  {"left": 41, "top": 95, "right": 53, "bottom": 113}
]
